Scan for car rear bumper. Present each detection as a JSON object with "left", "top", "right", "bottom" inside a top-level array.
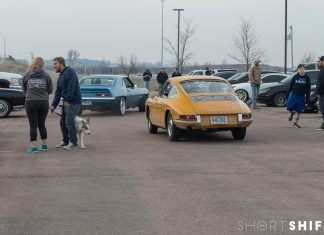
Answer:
[{"left": 81, "top": 97, "right": 117, "bottom": 110}]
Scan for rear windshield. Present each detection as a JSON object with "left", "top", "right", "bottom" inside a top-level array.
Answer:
[
  {"left": 180, "top": 80, "right": 232, "bottom": 94},
  {"left": 80, "top": 77, "right": 115, "bottom": 85}
]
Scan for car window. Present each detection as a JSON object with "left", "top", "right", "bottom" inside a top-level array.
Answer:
[
  {"left": 305, "top": 64, "right": 316, "bottom": 70},
  {"left": 122, "top": 77, "right": 133, "bottom": 88},
  {"left": 180, "top": 80, "right": 232, "bottom": 94},
  {"left": 80, "top": 77, "right": 115, "bottom": 85},
  {"left": 262, "top": 75, "right": 285, "bottom": 83},
  {"left": 307, "top": 71, "right": 319, "bottom": 85},
  {"left": 193, "top": 71, "right": 203, "bottom": 75},
  {"left": 167, "top": 84, "right": 178, "bottom": 98}
]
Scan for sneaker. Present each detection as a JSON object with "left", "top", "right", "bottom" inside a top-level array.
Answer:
[
  {"left": 293, "top": 122, "right": 301, "bottom": 128},
  {"left": 56, "top": 142, "right": 69, "bottom": 148},
  {"left": 288, "top": 112, "right": 295, "bottom": 121},
  {"left": 38, "top": 144, "right": 48, "bottom": 151},
  {"left": 63, "top": 143, "right": 78, "bottom": 150},
  {"left": 316, "top": 125, "right": 324, "bottom": 131},
  {"left": 27, "top": 147, "right": 38, "bottom": 153}
]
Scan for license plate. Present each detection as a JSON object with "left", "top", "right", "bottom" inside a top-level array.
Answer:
[
  {"left": 82, "top": 100, "right": 92, "bottom": 105},
  {"left": 210, "top": 115, "right": 227, "bottom": 124}
]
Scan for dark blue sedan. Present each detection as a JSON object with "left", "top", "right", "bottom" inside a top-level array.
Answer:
[{"left": 79, "top": 75, "right": 149, "bottom": 115}]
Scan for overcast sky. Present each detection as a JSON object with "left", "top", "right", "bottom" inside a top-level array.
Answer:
[{"left": 1, "top": 0, "right": 323, "bottom": 66}]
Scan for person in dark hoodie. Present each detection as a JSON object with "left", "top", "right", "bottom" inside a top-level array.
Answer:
[
  {"left": 23, "top": 57, "right": 53, "bottom": 153},
  {"left": 157, "top": 67, "right": 168, "bottom": 89},
  {"left": 316, "top": 56, "right": 324, "bottom": 130},
  {"left": 287, "top": 64, "right": 310, "bottom": 128},
  {"left": 50, "top": 57, "right": 81, "bottom": 149},
  {"left": 142, "top": 69, "right": 152, "bottom": 90}
]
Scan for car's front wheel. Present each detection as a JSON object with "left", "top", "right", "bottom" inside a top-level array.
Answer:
[
  {"left": 273, "top": 92, "right": 287, "bottom": 107},
  {"left": 236, "top": 89, "right": 249, "bottom": 102},
  {"left": 0, "top": 99, "right": 11, "bottom": 118},
  {"left": 231, "top": 127, "right": 246, "bottom": 140},
  {"left": 147, "top": 110, "right": 158, "bottom": 134},
  {"left": 115, "top": 97, "right": 126, "bottom": 115},
  {"left": 138, "top": 95, "right": 147, "bottom": 112},
  {"left": 167, "top": 112, "right": 180, "bottom": 141}
]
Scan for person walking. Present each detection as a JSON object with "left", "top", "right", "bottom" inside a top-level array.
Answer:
[
  {"left": 287, "top": 64, "right": 310, "bottom": 128},
  {"left": 157, "top": 67, "right": 168, "bottom": 89},
  {"left": 248, "top": 59, "right": 262, "bottom": 109},
  {"left": 50, "top": 57, "right": 81, "bottom": 149},
  {"left": 142, "top": 69, "right": 152, "bottom": 90},
  {"left": 316, "top": 56, "right": 324, "bottom": 130},
  {"left": 171, "top": 67, "right": 182, "bottom": 77},
  {"left": 23, "top": 57, "right": 53, "bottom": 153}
]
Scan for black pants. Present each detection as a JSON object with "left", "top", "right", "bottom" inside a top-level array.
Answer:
[
  {"left": 60, "top": 105, "right": 69, "bottom": 144},
  {"left": 25, "top": 100, "right": 49, "bottom": 142}
]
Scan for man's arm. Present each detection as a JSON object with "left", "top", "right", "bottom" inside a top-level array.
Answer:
[{"left": 51, "top": 78, "right": 62, "bottom": 109}]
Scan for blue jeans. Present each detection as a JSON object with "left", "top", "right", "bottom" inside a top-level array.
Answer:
[
  {"left": 158, "top": 83, "right": 164, "bottom": 90},
  {"left": 64, "top": 103, "right": 81, "bottom": 145},
  {"left": 144, "top": 80, "right": 150, "bottom": 90},
  {"left": 251, "top": 83, "right": 260, "bottom": 108}
]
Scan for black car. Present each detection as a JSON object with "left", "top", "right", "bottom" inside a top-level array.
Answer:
[
  {"left": 227, "top": 71, "right": 280, "bottom": 84},
  {"left": 0, "top": 79, "right": 25, "bottom": 118},
  {"left": 257, "top": 70, "right": 319, "bottom": 107},
  {"left": 212, "top": 71, "right": 238, "bottom": 79}
]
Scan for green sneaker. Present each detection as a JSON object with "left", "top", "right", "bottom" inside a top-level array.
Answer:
[
  {"left": 38, "top": 144, "right": 48, "bottom": 151},
  {"left": 27, "top": 147, "right": 38, "bottom": 153}
]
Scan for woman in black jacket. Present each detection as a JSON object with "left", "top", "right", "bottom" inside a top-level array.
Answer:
[{"left": 23, "top": 57, "right": 53, "bottom": 153}]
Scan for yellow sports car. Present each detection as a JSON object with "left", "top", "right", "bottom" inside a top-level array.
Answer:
[{"left": 145, "top": 76, "right": 253, "bottom": 141}]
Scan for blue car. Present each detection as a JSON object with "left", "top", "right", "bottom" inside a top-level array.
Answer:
[{"left": 79, "top": 75, "right": 149, "bottom": 115}]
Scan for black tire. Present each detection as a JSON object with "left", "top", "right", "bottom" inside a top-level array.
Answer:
[
  {"left": 166, "top": 112, "right": 180, "bottom": 141},
  {"left": 147, "top": 110, "right": 158, "bottom": 134},
  {"left": 0, "top": 99, "right": 12, "bottom": 118},
  {"left": 272, "top": 92, "right": 287, "bottom": 107},
  {"left": 231, "top": 127, "right": 246, "bottom": 140},
  {"left": 236, "top": 89, "right": 249, "bottom": 102},
  {"left": 114, "top": 97, "right": 126, "bottom": 116},
  {"left": 138, "top": 95, "right": 147, "bottom": 112}
]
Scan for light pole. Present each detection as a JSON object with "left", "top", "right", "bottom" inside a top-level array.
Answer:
[
  {"left": 0, "top": 34, "right": 6, "bottom": 58},
  {"left": 161, "top": 0, "right": 165, "bottom": 66},
  {"left": 173, "top": 8, "right": 184, "bottom": 70},
  {"left": 284, "top": 0, "right": 288, "bottom": 74},
  {"left": 289, "top": 25, "right": 294, "bottom": 69}
]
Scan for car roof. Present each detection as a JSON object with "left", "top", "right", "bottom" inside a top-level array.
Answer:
[
  {"left": 80, "top": 74, "right": 126, "bottom": 80},
  {"left": 170, "top": 76, "right": 227, "bottom": 83}
]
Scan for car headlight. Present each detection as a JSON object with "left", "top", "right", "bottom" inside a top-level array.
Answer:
[{"left": 10, "top": 78, "right": 19, "bottom": 86}]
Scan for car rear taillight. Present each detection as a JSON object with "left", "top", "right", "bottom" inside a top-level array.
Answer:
[
  {"left": 96, "top": 93, "right": 109, "bottom": 97},
  {"left": 242, "top": 113, "right": 252, "bottom": 119},
  {"left": 179, "top": 115, "right": 197, "bottom": 121}
]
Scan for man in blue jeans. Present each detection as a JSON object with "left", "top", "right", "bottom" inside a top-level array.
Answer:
[
  {"left": 50, "top": 57, "right": 81, "bottom": 150},
  {"left": 248, "top": 59, "right": 262, "bottom": 109}
]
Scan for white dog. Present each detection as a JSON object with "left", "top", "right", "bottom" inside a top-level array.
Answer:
[{"left": 74, "top": 116, "right": 90, "bottom": 149}]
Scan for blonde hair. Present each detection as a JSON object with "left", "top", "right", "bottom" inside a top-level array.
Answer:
[{"left": 30, "top": 57, "right": 44, "bottom": 70}]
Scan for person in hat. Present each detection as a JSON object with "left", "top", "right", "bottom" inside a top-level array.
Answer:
[
  {"left": 205, "top": 67, "right": 212, "bottom": 76},
  {"left": 316, "top": 56, "right": 324, "bottom": 130},
  {"left": 171, "top": 67, "right": 182, "bottom": 77},
  {"left": 248, "top": 59, "right": 262, "bottom": 109},
  {"left": 287, "top": 64, "right": 310, "bottom": 128}
]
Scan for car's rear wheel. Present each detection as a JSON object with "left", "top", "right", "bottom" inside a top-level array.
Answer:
[
  {"left": 273, "top": 92, "right": 287, "bottom": 107},
  {"left": 138, "top": 95, "right": 147, "bottom": 112},
  {"left": 0, "top": 99, "right": 11, "bottom": 118},
  {"left": 167, "top": 112, "right": 180, "bottom": 141},
  {"left": 115, "top": 97, "right": 126, "bottom": 115},
  {"left": 147, "top": 110, "right": 158, "bottom": 134},
  {"left": 236, "top": 89, "right": 248, "bottom": 102},
  {"left": 231, "top": 127, "right": 246, "bottom": 140}
]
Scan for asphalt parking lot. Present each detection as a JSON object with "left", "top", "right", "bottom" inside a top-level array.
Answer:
[{"left": 0, "top": 106, "right": 324, "bottom": 235}]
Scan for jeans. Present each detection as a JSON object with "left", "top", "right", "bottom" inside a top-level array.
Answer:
[
  {"left": 144, "top": 80, "right": 150, "bottom": 90},
  {"left": 25, "top": 100, "right": 49, "bottom": 142},
  {"left": 319, "top": 95, "right": 324, "bottom": 123},
  {"left": 158, "top": 83, "right": 164, "bottom": 90},
  {"left": 251, "top": 83, "right": 260, "bottom": 108},
  {"left": 64, "top": 103, "right": 81, "bottom": 145}
]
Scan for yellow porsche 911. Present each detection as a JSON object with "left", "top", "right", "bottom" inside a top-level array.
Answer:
[{"left": 145, "top": 76, "right": 253, "bottom": 141}]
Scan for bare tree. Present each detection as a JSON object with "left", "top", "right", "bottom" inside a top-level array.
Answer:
[
  {"left": 300, "top": 53, "right": 315, "bottom": 63},
  {"left": 229, "top": 18, "right": 266, "bottom": 71},
  {"left": 116, "top": 54, "right": 138, "bottom": 77},
  {"left": 165, "top": 17, "right": 196, "bottom": 72},
  {"left": 67, "top": 49, "right": 80, "bottom": 67}
]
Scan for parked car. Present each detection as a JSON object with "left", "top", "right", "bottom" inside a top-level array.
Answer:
[
  {"left": 304, "top": 86, "right": 319, "bottom": 113},
  {"left": 290, "top": 62, "right": 319, "bottom": 73},
  {"left": 227, "top": 71, "right": 280, "bottom": 84},
  {"left": 79, "top": 75, "right": 149, "bottom": 115},
  {"left": 0, "top": 80, "right": 25, "bottom": 118},
  {"left": 187, "top": 69, "right": 237, "bottom": 76},
  {"left": 0, "top": 72, "right": 23, "bottom": 89},
  {"left": 145, "top": 76, "right": 253, "bottom": 141},
  {"left": 232, "top": 73, "right": 288, "bottom": 102},
  {"left": 212, "top": 71, "right": 238, "bottom": 79},
  {"left": 257, "top": 70, "right": 319, "bottom": 107}
]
